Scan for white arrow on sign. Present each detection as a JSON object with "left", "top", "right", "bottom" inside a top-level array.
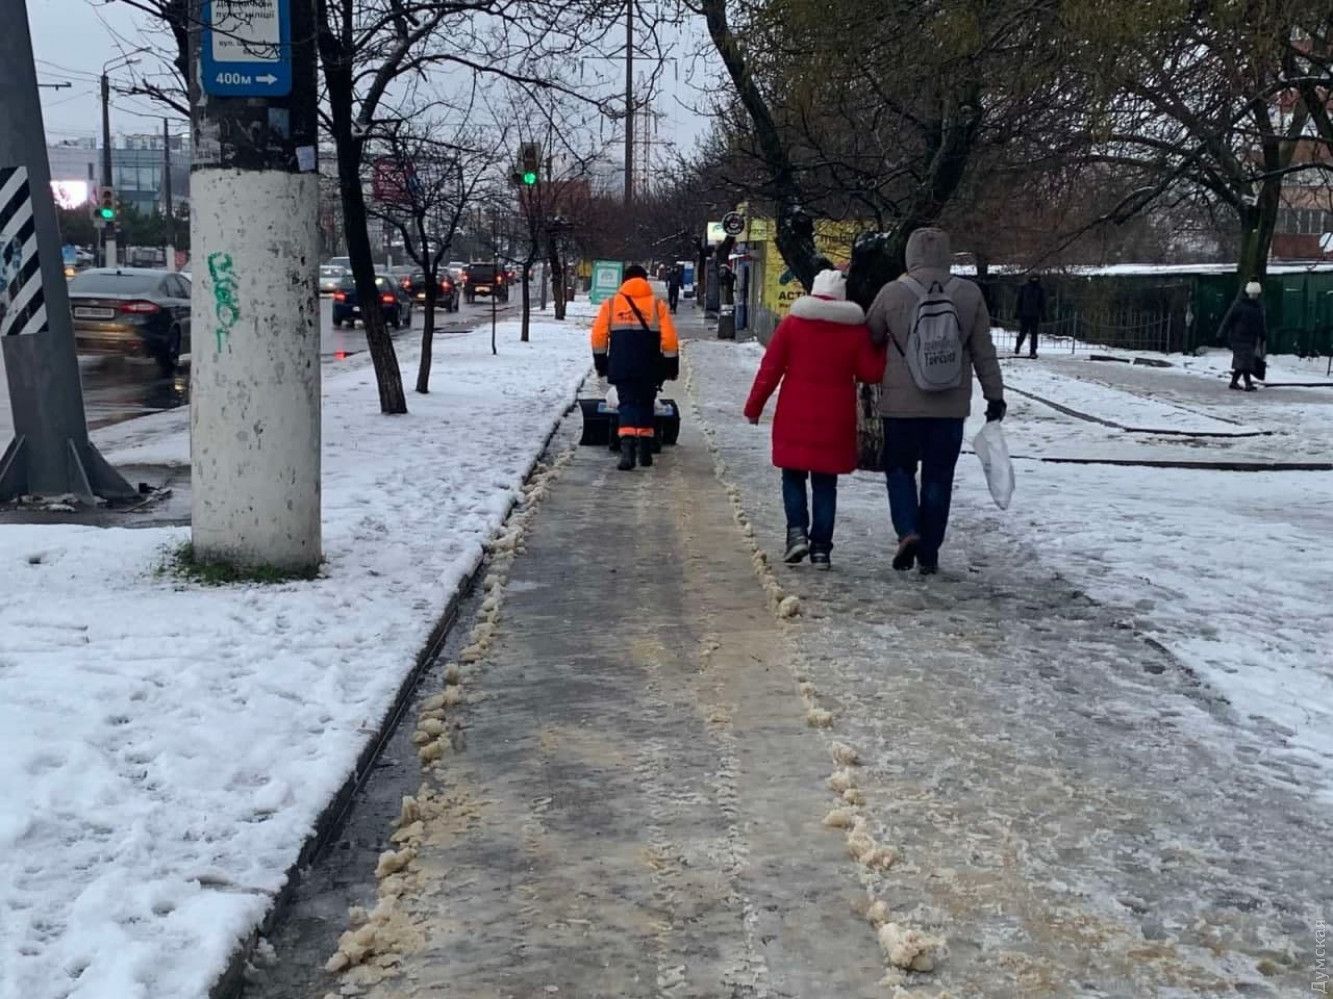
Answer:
[{"left": 256, "top": 73, "right": 278, "bottom": 85}]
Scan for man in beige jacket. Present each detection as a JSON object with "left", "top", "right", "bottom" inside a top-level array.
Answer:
[{"left": 866, "top": 227, "right": 1006, "bottom": 575}]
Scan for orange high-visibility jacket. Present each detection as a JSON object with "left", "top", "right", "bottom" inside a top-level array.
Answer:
[{"left": 591, "top": 277, "right": 680, "bottom": 384}]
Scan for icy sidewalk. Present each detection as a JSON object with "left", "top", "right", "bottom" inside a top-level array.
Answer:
[
  {"left": 0, "top": 320, "right": 589, "bottom": 999},
  {"left": 686, "top": 339, "right": 1332, "bottom": 995}
]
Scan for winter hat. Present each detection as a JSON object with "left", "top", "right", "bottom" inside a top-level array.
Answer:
[
  {"left": 1244, "top": 281, "right": 1262, "bottom": 298},
  {"left": 811, "top": 269, "right": 847, "bottom": 300}
]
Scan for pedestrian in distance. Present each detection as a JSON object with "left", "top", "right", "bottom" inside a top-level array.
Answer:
[
  {"left": 1222, "top": 281, "right": 1267, "bottom": 392},
  {"left": 1014, "top": 273, "right": 1046, "bottom": 358},
  {"left": 667, "top": 265, "right": 682, "bottom": 314},
  {"left": 744, "top": 269, "right": 886, "bottom": 570},
  {"left": 867, "top": 227, "right": 1007, "bottom": 576},
  {"left": 592, "top": 264, "right": 680, "bottom": 471}
]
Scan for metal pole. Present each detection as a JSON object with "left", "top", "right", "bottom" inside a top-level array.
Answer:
[
  {"left": 623, "top": 0, "right": 633, "bottom": 208},
  {"left": 491, "top": 208, "right": 498, "bottom": 356},
  {"left": 100, "top": 71, "right": 116, "bottom": 267},
  {"left": 163, "top": 117, "right": 175, "bottom": 270},
  {"left": 0, "top": 0, "right": 134, "bottom": 501},
  {"left": 189, "top": 0, "right": 321, "bottom": 571}
]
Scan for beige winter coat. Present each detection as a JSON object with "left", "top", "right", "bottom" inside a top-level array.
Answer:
[{"left": 866, "top": 228, "right": 1004, "bottom": 419}]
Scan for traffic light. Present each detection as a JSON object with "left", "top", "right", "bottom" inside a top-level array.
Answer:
[
  {"left": 92, "top": 186, "right": 117, "bottom": 227},
  {"left": 516, "top": 143, "right": 541, "bottom": 186}
]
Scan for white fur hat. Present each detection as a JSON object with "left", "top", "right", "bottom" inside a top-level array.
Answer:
[
  {"left": 1245, "top": 281, "right": 1262, "bottom": 297},
  {"left": 811, "top": 269, "right": 847, "bottom": 300}
]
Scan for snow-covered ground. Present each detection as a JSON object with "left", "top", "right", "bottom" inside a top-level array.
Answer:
[{"left": 0, "top": 317, "right": 590, "bottom": 999}]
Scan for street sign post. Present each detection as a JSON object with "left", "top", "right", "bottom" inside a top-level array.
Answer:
[
  {"left": 590, "top": 260, "right": 623, "bottom": 304},
  {"left": 201, "top": 0, "right": 293, "bottom": 98}
]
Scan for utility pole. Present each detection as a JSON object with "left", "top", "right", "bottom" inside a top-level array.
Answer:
[
  {"left": 189, "top": 0, "right": 321, "bottom": 572},
  {"left": 100, "top": 71, "right": 114, "bottom": 267},
  {"left": 0, "top": 0, "right": 134, "bottom": 502},
  {"left": 623, "top": 0, "right": 633, "bottom": 209},
  {"left": 162, "top": 117, "right": 174, "bottom": 271}
]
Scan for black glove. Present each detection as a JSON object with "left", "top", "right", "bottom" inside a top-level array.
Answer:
[
  {"left": 593, "top": 353, "right": 608, "bottom": 377},
  {"left": 661, "top": 355, "right": 680, "bottom": 382},
  {"left": 985, "top": 398, "right": 1007, "bottom": 422}
]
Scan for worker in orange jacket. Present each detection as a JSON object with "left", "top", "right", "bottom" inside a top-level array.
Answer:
[{"left": 591, "top": 265, "right": 680, "bottom": 470}]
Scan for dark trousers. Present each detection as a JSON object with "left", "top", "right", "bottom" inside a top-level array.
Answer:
[
  {"left": 668, "top": 288, "right": 680, "bottom": 312},
  {"left": 1015, "top": 318, "right": 1039, "bottom": 356},
  {"left": 616, "top": 380, "right": 657, "bottom": 437},
  {"left": 882, "top": 418, "right": 965, "bottom": 567},
  {"left": 782, "top": 469, "right": 837, "bottom": 550}
]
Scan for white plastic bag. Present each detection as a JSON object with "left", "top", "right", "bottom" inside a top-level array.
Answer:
[
  {"left": 605, "top": 384, "right": 619, "bottom": 411},
  {"left": 972, "top": 421, "right": 1014, "bottom": 510}
]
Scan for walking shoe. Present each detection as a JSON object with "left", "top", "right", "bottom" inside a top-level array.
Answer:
[
  {"left": 639, "top": 435, "right": 654, "bottom": 467},
  {"left": 1228, "top": 382, "right": 1242, "bottom": 390},
  {"left": 784, "top": 528, "right": 810, "bottom": 563},
  {"left": 810, "top": 547, "right": 831, "bottom": 571},
  {"left": 892, "top": 534, "right": 919, "bottom": 571},
  {"left": 918, "top": 560, "right": 939, "bottom": 576},
  {"left": 1244, "top": 384, "right": 1258, "bottom": 392},
  {"left": 617, "top": 438, "right": 637, "bottom": 471}
]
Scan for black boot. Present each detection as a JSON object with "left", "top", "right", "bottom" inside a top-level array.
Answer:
[
  {"left": 639, "top": 435, "right": 654, "bottom": 467},
  {"left": 784, "top": 528, "right": 810, "bottom": 563},
  {"left": 617, "top": 438, "right": 637, "bottom": 471},
  {"left": 1229, "top": 372, "right": 1242, "bottom": 390}
]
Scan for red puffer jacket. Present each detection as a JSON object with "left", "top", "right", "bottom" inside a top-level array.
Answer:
[{"left": 743, "top": 295, "right": 886, "bottom": 474}]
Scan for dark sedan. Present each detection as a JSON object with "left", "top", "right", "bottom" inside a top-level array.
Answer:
[
  {"left": 402, "top": 270, "right": 460, "bottom": 312},
  {"left": 332, "top": 274, "right": 414, "bottom": 329},
  {"left": 68, "top": 268, "right": 191, "bottom": 374}
]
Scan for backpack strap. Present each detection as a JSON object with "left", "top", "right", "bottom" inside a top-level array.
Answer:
[
  {"left": 899, "top": 274, "right": 929, "bottom": 301},
  {"left": 623, "top": 294, "right": 653, "bottom": 334}
]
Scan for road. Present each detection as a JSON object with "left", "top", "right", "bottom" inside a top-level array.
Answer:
[{"left": 0, "top": 296, "right": 519, "bottom": 441}]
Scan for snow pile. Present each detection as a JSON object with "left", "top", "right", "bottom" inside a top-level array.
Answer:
[{"left": 0, "top": 320, "right": 590, "bottom": 998}]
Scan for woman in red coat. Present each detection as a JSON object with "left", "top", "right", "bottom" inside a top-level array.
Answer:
[{"left": 744, "top": 269, "right": 886, "bottom": 569}]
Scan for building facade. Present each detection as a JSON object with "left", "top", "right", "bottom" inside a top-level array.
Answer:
[{"left": 46, "top": 134, "right": 190, "bottom": 217}]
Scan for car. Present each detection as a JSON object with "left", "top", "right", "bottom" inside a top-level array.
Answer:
[
  {"left": 325, "top": 256, "right": 351, "bottom": 270},
  {"left": 404, "top": 270, "right": 460, "bottom": 312},
  {"left": 464, "top": 261, "right": 509, "bottom": 304},
  {"left": 319, "top": 264, "right": 348, "bottom": 295},
  {"left": 331, "top": 273, "right": 414, "bottom": 329},
  {"left": 68, "top": 267, "right": 191, "bottom": 374}
]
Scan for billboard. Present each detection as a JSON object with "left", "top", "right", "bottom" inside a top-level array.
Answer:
[{"left": 50, "top": 180, "right": 91, "bottom": 210}]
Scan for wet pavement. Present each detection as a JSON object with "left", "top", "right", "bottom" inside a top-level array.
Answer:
[{"left": 0, "top": 298, "right": 518, "bottom": 441}]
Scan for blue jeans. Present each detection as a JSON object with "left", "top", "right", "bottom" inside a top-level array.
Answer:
[
  {"left": 882, "top": 418, "right": 965, "bottom": 566},
  {"left": 782, "top": 469, "right": 837, "bottom": 550}
]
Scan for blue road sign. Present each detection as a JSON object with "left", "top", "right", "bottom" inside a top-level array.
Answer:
[{"left": 201, "top": 0, "right": 292, "bottom": 98}]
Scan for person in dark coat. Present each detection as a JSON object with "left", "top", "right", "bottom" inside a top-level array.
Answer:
[
  {"left": 666, "top": 265, "right": 682, "bottom": 313},
  {"left": 1014, "top": 275, "right": 1046, "bottom": 358},
  {"left": 744, "top": 269, "right": 886, "bottom": 570},
  {"left": 1222, "top": 281, "right": 1267, "bottom": 392}
]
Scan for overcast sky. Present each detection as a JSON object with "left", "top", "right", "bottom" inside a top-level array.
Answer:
[{"left": 29, "top": 0, "right": 713, "bottom": 158}]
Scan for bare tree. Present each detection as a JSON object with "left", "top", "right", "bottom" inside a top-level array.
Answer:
[{"left": 367, "top": 109, "right": 509, "bottom": 392}]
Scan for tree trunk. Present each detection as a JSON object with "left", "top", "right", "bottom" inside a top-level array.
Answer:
[
  {"left": 338, "top": 153, "right": 407, "bottom": 413},
  {"left": 1237, "top": 181, "right": 1281, "bottom": 286},
  {"left": 416, "top": 278, "right": 436, "bottom": 394}
]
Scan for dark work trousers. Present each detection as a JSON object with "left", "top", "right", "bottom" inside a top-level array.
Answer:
[
  {"left": 882, "top": 417, "right": 965, "bottom": 569},
  {"left": 668, "top": 288, "right": 680, "bottom": 313},
  {"left": 615, "top": 380, "right": 657, "bottom": 438},
  {"left": 781, "top": 469, "right": 838, "bottom": 550},
  {"left": 1015, "top": 318, "right": 1039, "bottom": 357}
]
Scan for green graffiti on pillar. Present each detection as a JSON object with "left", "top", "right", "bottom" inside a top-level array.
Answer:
[{"left": 208, "top": 251, "right": 239, "bottom": 351}]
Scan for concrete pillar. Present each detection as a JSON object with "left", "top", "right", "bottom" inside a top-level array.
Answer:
[{"left": 190, "top": 170, "right": 321, "bottom": 570}]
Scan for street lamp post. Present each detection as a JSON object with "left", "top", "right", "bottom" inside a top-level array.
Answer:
[{"left": 99, "top": 49, "right": 146, "bottom": 267}]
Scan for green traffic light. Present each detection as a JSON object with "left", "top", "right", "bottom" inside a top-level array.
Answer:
[
  {"left": 98, "top": 207, "right": 115, "bottom": 220},
  {"left": 522, "top": 171, "right": 538, "bottom": 185}
]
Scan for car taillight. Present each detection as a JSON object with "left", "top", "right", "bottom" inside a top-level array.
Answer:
[
  {"left": 334, "top": 291, "right": 347, "bottom": 302},
  {"left": 380, "top": 293, "right": 395, "bottom": 304},
  {"left": 118, "top": 300, "right": 160, "bottom": 314}
]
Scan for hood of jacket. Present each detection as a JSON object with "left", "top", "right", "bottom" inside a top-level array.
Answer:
[
  {"left": 905, "top": 227, "right": 952, "bottom": 275},
  {"left": 618, "top": 276, "right": 654, "bottom": 299},
  {"left": 789, "top": 294, "right": 865, "bottom": 325}
]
